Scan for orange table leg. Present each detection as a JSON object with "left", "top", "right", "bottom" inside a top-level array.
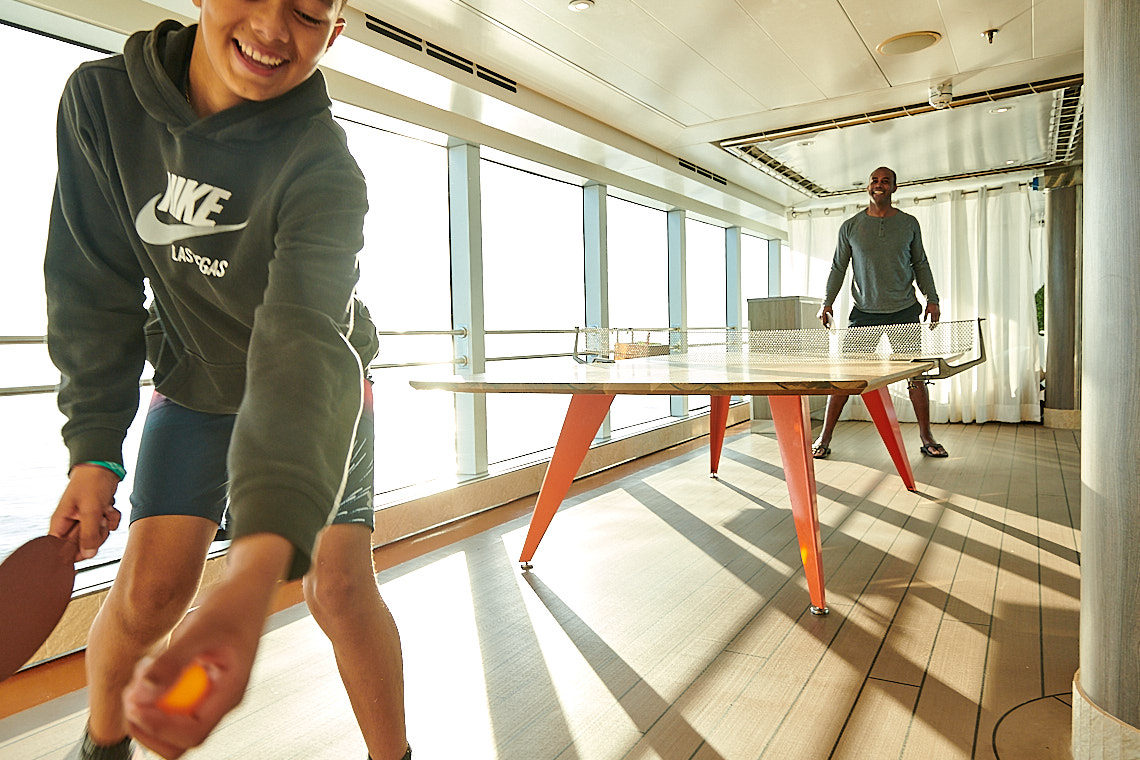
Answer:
[
  {"left": 768, "top": 394, "right": 828, "bottom": 615},
  {"left": 861, "top": 386, "right": 917, "bottom": 492},
  {"left": 519, "top": 393, "right": 615, "bottom": 567},
  {"left": 708, "top": 395, "right": 730, "bottom": 477}
]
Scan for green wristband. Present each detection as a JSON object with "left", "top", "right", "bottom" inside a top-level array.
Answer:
[{"left": 83, "top": 460, "right": 127, "bottom": 480}]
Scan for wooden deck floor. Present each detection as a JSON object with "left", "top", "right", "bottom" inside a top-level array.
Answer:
[{"left": 0, "top": 420, "right": 1081, "bottom": 760}]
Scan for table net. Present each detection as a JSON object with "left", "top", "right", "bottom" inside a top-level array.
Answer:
[{"left": 576, "top": 321, "right": 980, "bottom": 367}]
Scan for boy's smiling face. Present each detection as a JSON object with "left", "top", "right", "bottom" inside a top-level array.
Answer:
[{"left": 189, "top": 0, "right": 345, "bottom": 115}]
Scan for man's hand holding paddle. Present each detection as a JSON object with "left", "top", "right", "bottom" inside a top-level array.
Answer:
[{"left": 123, "top": 533, "right": 293, "bottom": 759}]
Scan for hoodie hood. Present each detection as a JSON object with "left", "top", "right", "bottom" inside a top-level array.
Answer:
[{"left": 123, "top": 19, "right": 333, "bottom": 143}]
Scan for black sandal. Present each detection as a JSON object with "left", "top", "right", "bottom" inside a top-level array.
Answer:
[
  {"left": 812, "top": 442, "right": 831, "bottom": 460},
  {"left": 919, "top": 442, "right": 948, "bottom": 458}
]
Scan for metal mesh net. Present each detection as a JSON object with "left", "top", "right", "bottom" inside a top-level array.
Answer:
[{"left": 579, "top": 321, "right": 978, "bottom": 365}]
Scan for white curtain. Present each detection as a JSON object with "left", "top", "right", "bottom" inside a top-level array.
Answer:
[{"left": 786, "top": 183, "right": 1043, "bottom": 424}]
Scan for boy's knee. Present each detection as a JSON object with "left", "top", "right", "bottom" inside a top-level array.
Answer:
[
  {"left": 303, "top": 562, "right": 378, "bottom": 621},
  {"left": 110, "top": 574, "right": 200, "bottom": 637}
]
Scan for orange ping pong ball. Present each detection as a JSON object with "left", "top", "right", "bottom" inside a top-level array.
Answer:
[{"left": 156, "top": 662, "right": 211, "bottom": 715}]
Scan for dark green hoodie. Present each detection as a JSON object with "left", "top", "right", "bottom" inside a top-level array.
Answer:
[{"left": 45, "top": 21, "right": 379, "bottom": 579}]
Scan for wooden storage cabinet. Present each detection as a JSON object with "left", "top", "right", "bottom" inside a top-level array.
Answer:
[{"left": 748, "top": 296, "right": 826, "bottom": 420}]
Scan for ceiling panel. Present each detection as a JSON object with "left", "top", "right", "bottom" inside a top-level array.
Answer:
[
  {"left": 507, "top": 0, "right": 762, "bottom": 121},
  {"left": 873, "top": 36, "right": 961, "bottom": 89},
  {"left": 356, "top": 0, "right": 717, "bottom": 127},
  {"left": 739, "top": 0, "right": 888, "bottom": 99},
  {"left": 1032, "top": 0, "right": 1084, "bottom": 57},
  {"left": 941, "top": 0, "right": 1034, "bottom": 72},
  {"left": 631, "top": 0, "right": 826, "bottom": 111},
  {"left": 840, "top": 0, "right": 962, "bottom": 87}
]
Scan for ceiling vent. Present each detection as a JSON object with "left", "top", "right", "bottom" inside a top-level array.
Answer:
[
  {"left": 1048, "top": 85, "right": 1083, "bottom": 164},
  {"left": 363, "top": 15, "right": 518, "bottom": 94},
  {"left": 678, "top": 159, "right": 727, "bottom": 186}
]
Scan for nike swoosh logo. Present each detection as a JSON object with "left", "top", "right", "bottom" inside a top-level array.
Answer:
[{"left": 135, "top": 195, "right": 249, "bottom": 246}]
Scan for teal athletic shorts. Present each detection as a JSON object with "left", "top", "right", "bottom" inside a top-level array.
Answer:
[{"left": 128, "top": 381, "right": 375, "bottom": 530}]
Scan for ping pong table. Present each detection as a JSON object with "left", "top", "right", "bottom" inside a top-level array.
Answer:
[{"left": 411, "top": 322, "right": 983, "bottom": 615}]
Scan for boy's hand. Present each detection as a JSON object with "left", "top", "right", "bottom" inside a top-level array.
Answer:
[
  {"left": 50, "top": 464, "right": 122, "bottom": 561},
  {"left": 818, "top": 304, "right": 834, "bottom": 329},
  {"left": 123, "top": 534, "right": 293, "bottom": 758},
  {"left": 123, "top": 611, "right": 257, "bottom": 759}
]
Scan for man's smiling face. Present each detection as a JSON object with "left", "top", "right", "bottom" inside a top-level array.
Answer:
[
  {"left": 866, "top": 167, "right": 897, "bottom": 206},
  {"left": 190, "top": 0, "right": 344, "bottom": 114}
]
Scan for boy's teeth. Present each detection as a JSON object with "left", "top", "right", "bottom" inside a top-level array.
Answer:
[{"left": 239, "top": 42, "right": 284, "bottom": 67}]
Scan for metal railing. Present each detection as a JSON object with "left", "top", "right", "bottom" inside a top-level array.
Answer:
[
  {"left": 0, "top": 336, "right": 48, "bottom": 345},
  {"left": 3, "top": 327, "right": 638, "bottom": 395}
]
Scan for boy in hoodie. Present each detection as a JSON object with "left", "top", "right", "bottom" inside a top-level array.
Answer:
[{"left": 45, "top": 1, "right": 408, "bottom": 758}]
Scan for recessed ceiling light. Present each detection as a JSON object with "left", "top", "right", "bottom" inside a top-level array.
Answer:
[
  {"left": 989, "top": 105, "right": 1014, "bottom": 114},
  {"left": 876, "top": 31, "right": 942, "bottom": 56},
  {"left": 568, "top": 0, "right": 595, "bottom": 11}
]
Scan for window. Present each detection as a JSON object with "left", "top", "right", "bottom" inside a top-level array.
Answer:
[
  {"left": 606, "top": 195, "right": 670, "bottom": 430},
  {"left": 339, "top": 111, "right": 458, "bottom": 494},
  {"left": 0, "top": 24, "right": 129, "bottom": 569},
  {"left": 741, "top": 233, "right": 771, "bottom": 302},
  {"left": 684, "top": 219, "right": 728, "bottom": 412},
  {"left": 685, "top": 219, "right": 728, "bottom": 329},
  {"left": 480, "top": 159, "right": 585, "bottom": 465}
]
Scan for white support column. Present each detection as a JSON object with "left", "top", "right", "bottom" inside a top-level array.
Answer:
[
  {"left": 583, "top": 182, "right": 611, "bottom": 441},
  {"left": 448, "top": 141, "right": 488, "bottom": 477},
  {"left": 725, "top": 226, "right": 742, "bottom": 330},
  {"left": 1074, "top": 0, "right": 1140, "bottom": 756},
  {"left": 583, "top": 182, "right": 609, "bottom": 330},
  {"left": 668, "top": 209, "right": 687, "bottom": 417},
  {"left": 725, "top": 226, "right": 745, "bottom": 405},
  {"left": 767, "top": 238, "right": 782, "bottom": 296}
]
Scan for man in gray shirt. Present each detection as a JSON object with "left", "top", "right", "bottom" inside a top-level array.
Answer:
[{"left": 812, "top": 166, "right": 948, "bottom": 460}]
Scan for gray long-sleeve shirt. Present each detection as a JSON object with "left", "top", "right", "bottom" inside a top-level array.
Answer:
[{"left": 823, "top": 209, "right": 939, "bottom": 313}]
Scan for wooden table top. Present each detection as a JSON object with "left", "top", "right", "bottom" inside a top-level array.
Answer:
[{"left": 409, "top": 354, "right": 938, "bottom": 396}]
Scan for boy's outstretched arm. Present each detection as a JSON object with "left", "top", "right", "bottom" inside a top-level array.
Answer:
[{"left": 122, "top": 533, "right": 293, "bottom": 758}]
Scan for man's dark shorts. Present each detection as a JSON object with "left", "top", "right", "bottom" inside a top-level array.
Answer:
[
  {"left": 845, "top": 302, "right": 924, "bottom": 354},
  {"left": 129, "top": 381, "right": 376, "bottom": 530}
]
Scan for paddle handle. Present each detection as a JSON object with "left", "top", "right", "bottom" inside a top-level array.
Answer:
[{"left": 55, "top": 523, "right": 80, "bottom": 561}]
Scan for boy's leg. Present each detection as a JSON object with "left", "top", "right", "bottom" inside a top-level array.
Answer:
[
  {"left": 304, "top": 379, "right": 407, "bottom": 759},
  {"left": 303, "top": 523, "right": 407, "bottom": 760},
  {"left": 85, "top": 514, "right": 219, "bottom": 745},
  {"left": 84, "top": 393, "right": 231, "bottom": 748}
]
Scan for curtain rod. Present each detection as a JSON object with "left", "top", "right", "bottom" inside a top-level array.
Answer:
[{"left": 789, "top": 181, "right": 1030, "bottom": 219}]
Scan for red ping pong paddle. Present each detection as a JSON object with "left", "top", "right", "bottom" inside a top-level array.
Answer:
[{"left": 0, "top": 528, "right": 78, "bottom": 682}]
